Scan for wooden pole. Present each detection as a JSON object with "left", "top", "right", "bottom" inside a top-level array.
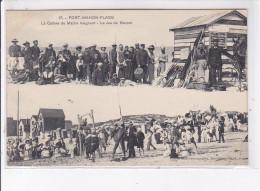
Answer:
[
  {"left": 77, "top": 115, "right": 83, "bottom": 156},
  {"left": 17, "top": 88, "right": 19, "bottom": 141},
  {"left": 117, "top": 86, "right": 123, "bottom": 123},
  {"left": 90, "top": 110, "right": 95, "bottom": 129}
]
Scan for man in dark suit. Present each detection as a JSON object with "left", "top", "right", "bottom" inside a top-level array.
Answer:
[
  {"left": 31, "top": 40, "right": 41, "bottom": 79},
  {"left": 136, "top": 44, "right": 149, "bottom": 83},
  {"left": 22, "top": 41, "right": 33, "bottom": 71},
  {"left": 218, "top": 116, "right": 225, "bottom": 143},
  {"left": 88, "top": 44, "right": 101, "bottom": 84},
  {"left": 109, "top": 44, "right": 118, "bottom": 80},
  {"left": 207, "top": 39, "right": 233, "bottom": 86}
]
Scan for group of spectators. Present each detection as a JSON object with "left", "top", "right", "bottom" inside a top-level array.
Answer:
[
  {"left": 7, "top": 106, "right": 248, "bottom": 163},
  {"left": 8, "top": 38, "right": 172, "bottom": 85}
]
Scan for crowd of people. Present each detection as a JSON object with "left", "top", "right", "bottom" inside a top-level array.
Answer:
[
  {"left": 7, "top": 106, "right": 248, "bottom": 163},
  {"left": 7, "top": 38, "right": 173, "bottom": 85}
]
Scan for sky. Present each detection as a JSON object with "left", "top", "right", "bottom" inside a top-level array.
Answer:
[{"left": 6, "top": 9, "right": 246, "bottom": 48}]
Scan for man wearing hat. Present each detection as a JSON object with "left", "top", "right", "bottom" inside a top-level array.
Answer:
[
  {"left": 31, "top": 40, "right": 41, "bottom": 79},
  {"left": 117, "top": 44, "right": 125, "bottom": 79},
  {"left": 136, "top": 43, "right": 149, "bottom": 83},
  {"left": 31, "top": 40, "right": 40, "bottom": 62},
  {"left": 58, "top": 43, "right": 71, "bottom": 76},
  {"left": 100, "top": 46, "right": 109, "bottom": 81},
  {"left": 75, "top": 45, "right": 83, "bottom": 57},
  {"left": 207, "top": 39, "right": 234, "bottom": 86},
  {"left": 21, "top": 41, "right": 33, "bottom": 73},
  {"left": 147, "top": 45, "right": 155, "bottom": 84},
  {"left": 43, "top": 43, "right": 56, "bottom": 72},
  {"left": 88, "top": 44, "right": 101, "bottom": 83},
  {"left": 83, "top": 46, "right": 91, "bottom": 82},
  {"left": 9, "top": 38, "right": 21, "bottom": 57},
  {"left": 134, "top": 43, "right": 140, "bottom": 54},
  {"left": 109, "top": 44, "right": 118, "bottom": 80}
]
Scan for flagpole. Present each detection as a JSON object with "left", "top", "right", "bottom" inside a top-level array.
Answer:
[
  {"left": 17, "top": 87, "right": 20, "bottom": 141},
  {"left": 77, "top": 114, "right": 83, "bottom": 156},
  {"left": 116, "top": 85, "right": 123, "bottom": 122},
  {"left": 90, "top": 110, "right": 95, "bottom": 129}
]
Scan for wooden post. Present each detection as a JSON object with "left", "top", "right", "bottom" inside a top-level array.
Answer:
[
  {"left": 77, "top": 115, "right": 83, "bottom": 156},
  {"left": 17, "top": 88, "right": 19, "bottom": 141},
  {"left": 90, "top": 110, "right": 95, "bottom": 129}
]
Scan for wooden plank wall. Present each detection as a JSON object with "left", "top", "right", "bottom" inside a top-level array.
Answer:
[{"left": 174, "top": 27, "right": 247, "bottom": 64}]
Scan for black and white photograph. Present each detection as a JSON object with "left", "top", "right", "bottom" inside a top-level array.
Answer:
[{"left": 5, "top": 9, "right": 248, "bottom": 167}]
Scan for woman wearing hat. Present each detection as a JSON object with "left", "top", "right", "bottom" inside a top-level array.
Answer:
[{"left": 147, "top": 45, "right": 155, "bottom": 84}]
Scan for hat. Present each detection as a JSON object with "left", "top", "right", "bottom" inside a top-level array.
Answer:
[
  {"left": 33, "top": 40, "right": 38, "bottom": 43},
  {"left": 91, "top": 44, "right": 97, "bottom": 47},
  {"left": 160, "top": 46, "right": 165, "bottom": 50},
  {"left": 119, "top": 44, "right": 123, "bottom": 47},
  {"left": 97, "top": 62, "right": 102, "bottom": 66},
  {"left": 100, "top": 46, "right": 106, "bottom": 49},
  {"left": 78, "top": 53, "right": 83, "bottom": 57},
  {"left": 11, "top": 38, "right": 18, "bottom": 43},
  {"left": 148, "top": 45, "right": 155, "bottom": 49},
  {"left": 140, "top": 44, "right": 145, "bottom": 47},
  {"left": 112, "top": 73, "right": 117, "bottom": 77},
  {"left": 63, "top": 43, "right": 69, "bottom": 47},
  {"left": 135, "top": 43, "right": 139, "bottom": 46},
  {"left": 112, "top": 44, "right": 117, "bottom": 47},
  {"left": 76, "top": 45, "right": 82, "bottom": 50},
  {"left": 23, "top": 41, "right": 30, "bottom": 46},
  {"left": 48, "top": 43, "right": 53, "bottom": 47}
]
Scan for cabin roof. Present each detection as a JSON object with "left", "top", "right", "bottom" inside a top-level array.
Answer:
[
  {"left": 170, "top": 10, "right": 247, "bottom": 31},
  {"left": 38, "top": 108, "right": 65, "bottom": 118}
]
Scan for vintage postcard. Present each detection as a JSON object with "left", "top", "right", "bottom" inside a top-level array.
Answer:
[{"left": 5, "top": 9, "right": 248, "bottom": 167}]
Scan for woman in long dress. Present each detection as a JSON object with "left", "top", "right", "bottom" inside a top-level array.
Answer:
[{"left": 194, "top": 42, "right": 208, "bottom": 82}]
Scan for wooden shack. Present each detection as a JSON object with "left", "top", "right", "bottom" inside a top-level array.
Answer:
[
  {"left": 7, "top": 117, "right": 17, "bottom": 137},
  {"left": 170, "top": 10, "right": 247, "bottom": 64},
  {"left": 38, "top": 108, "right": 65, "bottom": 132}
]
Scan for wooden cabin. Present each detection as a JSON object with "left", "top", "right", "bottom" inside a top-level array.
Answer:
[
  {"left": 19, "top": 119, "right": 30, "bottom": 138},
  {"left": 38, "top": 108, "right": 65, "bottom": 132},
  {"left": 170, "top": 10, "right": 247, "bottom": 64},
  {"left": 7, "top": 117, "right": 17, "bottom": 137}
]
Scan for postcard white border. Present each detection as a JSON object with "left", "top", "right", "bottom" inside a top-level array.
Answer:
[{"left": 1, "top": 0, "right": 260, "bottom": 191}]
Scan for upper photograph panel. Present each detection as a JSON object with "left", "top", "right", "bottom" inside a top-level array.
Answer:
[{"left": 6, "top": 9, "right": 247, "bottom": 90}]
